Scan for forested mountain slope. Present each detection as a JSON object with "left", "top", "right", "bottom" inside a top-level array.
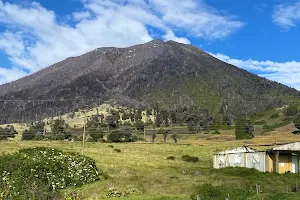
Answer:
[{"left": 0, "top": 40, "right": 299, "bottom": 123}]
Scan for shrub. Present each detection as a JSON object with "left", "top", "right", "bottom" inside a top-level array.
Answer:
[
  {"left": 22, "top": 122, "right": 44, "bottom": 141},
  {"left": 105, "top": 187, "right": 122, "bottom": 198},
  {"left": 171, "top": 133, "right": 178, "bottom": 143},
  {"left": 114, "top": 149, "right": 122, "bottom": 153},
  {"left": 191, "top": 183, "right": 255, "bottom": 200},
  {"left": 212, "top": 131, "right": 221, "bottom": 135},
  {"left": 254, "top": 120, "right": 266, "bottom": 125},
  {"left": 107, "top": 128, "right": 137, "bottom": 143},
  {"left": 51, "top": 119, "right": 71, "bottom": 140},
  {"left": 182, "top": 155, "right": 190, "bottom": 160},
  {"left": 286, "top": 104, "right": 299, "bottom": 116},
  {"left": 134, "top": 120, "right": 145, "bottom": 131},
  {"left": 108, "top": 145, "right": 114, "bottom": 148},
  {"left": 270, "top": 113, "right": 280, "bottom": 119},
  {"left": 105, "top": 187, "right": 139, "bottom": 198},
  {"left": 64, "top": 191, "right": 83, "bottom": 200},
  {"left": 107, "top": 131, "right": 122, "bottom": 143},
  {"left": 191, "top": 183, "right": 222, "bottom": 200},
  {"left": 0, "top": 125, "right": 18, "bottom": 140},
  {"left": 294, "top": 114, "right": 300, "bottom": 131},
  {"left": 122, "top": 121, "right": 132, "bottom": 127},
  {"left": 167, "top": 156, "right": 175, "bottom": 160},
  {"left": 263, "top": 119, "right": 293, "bottom": 133},
  {"left": 0, "top": 147, "right": 101, "bottom": 199},
  {"left": 71, "top": 134, "right": 83, "bottom": 141},
  {"left": 129, "top": 134, "right": 138, "bottom": 142},
  {"left": 89, "top": 131, "right": 104, "bottom": 142},
  {"left": 182, "top": 155, "right": 199, "bottom": 162}
]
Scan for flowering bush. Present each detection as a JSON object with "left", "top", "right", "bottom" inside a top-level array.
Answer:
[
  {"left": 0, "top": 147, "right": 100, "bottom": 199},
  {"left": 105, "top": 187, "right": 139, "bottom": 198}
]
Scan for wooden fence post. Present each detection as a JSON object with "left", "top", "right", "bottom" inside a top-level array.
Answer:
[{"left": 256, "top": 184, "right": 261, "bottom": 194}]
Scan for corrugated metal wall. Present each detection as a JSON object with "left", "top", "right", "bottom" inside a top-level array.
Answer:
[{"left": 214, "top": 152, "right": 266, "bottom": 172}]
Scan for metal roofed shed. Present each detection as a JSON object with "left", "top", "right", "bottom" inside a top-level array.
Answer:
[
  {"left": 213, "top": 142, "right": 300, "bottom": 174},
  {"left": 267, "top": 142, "right": 300, "bottom": 173},
  {"left": 213, "top": 146, "right": 266, "bottom": 172}
]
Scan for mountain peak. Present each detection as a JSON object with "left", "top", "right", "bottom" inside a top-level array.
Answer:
[{"left": 0, "top": 40, "right": 298, "bottom": 123}]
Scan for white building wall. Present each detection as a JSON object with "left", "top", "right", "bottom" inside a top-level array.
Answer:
[{"left": 214, "top": 151, "right": 266, "bottom": 172}]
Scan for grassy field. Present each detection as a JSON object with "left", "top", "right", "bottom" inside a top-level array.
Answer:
[{"left": 1, "top": 122, "right": 300, "bottom": 199}]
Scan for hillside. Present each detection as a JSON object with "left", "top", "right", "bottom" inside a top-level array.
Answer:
[{"left": 0, "top": 40, "right": 299, "bottom": 124}]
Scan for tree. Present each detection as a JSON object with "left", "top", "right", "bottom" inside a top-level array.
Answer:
[
  {"left": 86, "top": 116, "right": 104, "bottom": 141},
  {"left": 22, "top": 122, "right": 45, "bottom": 141},
  {"left": 134, "top": 120, "right": 145, "bottom": 131},
  {"left": 169, "top": 110, "right": 177, "bottom": 127},
  {"left": 134, "top": 109, "right": 142, "bottom": 121},
  {"left": 0, "top": 125, "right": 18, "bottom": 140},
  {"left": 155, "top": 113, "right": 163, "bottom": 127},
  {"left": 107, "top": 128, "right": 137, "bottom": 143},
  {"left": 293, "top": 115, "right": 300, "bottom": 133},
  {"left": 235, "top": 117, "right": 254, "bottom": 140},
  {"left": 286, "top": 103, "right": 299, "bottom": 117},
  {"left": 160, "top": 110, "right": 169, "bottom": 126},
  {"left": 151, "top": 131, "right": 157, "bottom": 143},
  {"left": 88, "top": 127, "right": 104, "bottom": 142},
  {"left": 105, "top": 115, "right": 117, "bottom": 129},
  {"left": 159, "top": 128, "right": 170, "bottom": 143},
  {"left": 146, "top": 108, "right": 152, "bottom": 124},
  {"left": 171, "top": 133, "right": 178, "bottom": 143},
  {"left": 110, "top": 110, "right": 120, "bottom": 121},
  {"left": 50, "top": 119, "right": 70, "bottom": 140},
  {"left": 186, "top": 116, "right": 197, "bottom": 133}
]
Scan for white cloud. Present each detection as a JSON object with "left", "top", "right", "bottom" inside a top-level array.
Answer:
[
  {"left": 0, "top": 0, "right": 245, "bottom": 85},
  {"left": 0, "top": 67, "right": 28, "bottom": 84},
  {"left": 162, "top": 30, "right": 190, "bottom": 44},
  {"left": 149, "top": 0, "right": 244, "bottom": 39},
  {"left": 273, "top": 1, "right": 300, "bottom": 28},
  {"left": 72, "top": 11, "right": 91, "bottom": 21},
  {"left": 210, "top": 53, "right": 300, "bottom": 90}
]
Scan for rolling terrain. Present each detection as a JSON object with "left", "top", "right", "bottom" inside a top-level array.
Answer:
[{"left": 1, "top": 124, "right": 300, "bottom": 200}]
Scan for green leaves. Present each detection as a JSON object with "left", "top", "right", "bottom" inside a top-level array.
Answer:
[{"left": 0, "top": 147, "right": 100, "bottom": 199}]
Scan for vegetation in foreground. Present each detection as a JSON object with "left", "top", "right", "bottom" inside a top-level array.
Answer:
[
  {"left": 1, "top": 124, "right": 300, "bottom": 200},
  {"left": 0, "top": 104, "right": 299, "bottom": 199},
  {"left": 0, "top": 147, "right": 100, "bottom": 199}
]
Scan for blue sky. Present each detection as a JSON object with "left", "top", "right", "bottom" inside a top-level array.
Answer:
[{"left": 0, "top": 0, "right": 300, "bottom": 90}]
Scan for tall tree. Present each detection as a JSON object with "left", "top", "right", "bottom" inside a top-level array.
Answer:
[
  {"left": 159, "top": 129, "right": 170, "bottom": 143},
  {"left": 293, "top": 114, "right": 300, "bottom": 133},
  {"left": 51, "top": 119, "right": 71, "bottom": 140},
  {"left": 22, "top": 122, "right": 45, "bottom": 140},
  {"left": 235, "top": 117, "right": 254, "bottom": 140}
]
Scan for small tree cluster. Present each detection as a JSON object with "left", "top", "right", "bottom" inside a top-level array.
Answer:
[
  {"left": 107, "top": 128, "right": 138, "bottom": 143},
  {"left": 293, "top": 114, "right": 300, "bottom": 134},
  {"left": 235, "top": 117, "right": 254, "bottom": 140},
  {"left": 86, "top": 116, "right": 104, "bottom": 142},
  {"left": 286, "top": 103, "right": 299, "bottom": 117},
  {"left": 0, "top": 125, "right": 18, "bottom": 140},
  {"left": 50, "top": 119, "right": 71, "bottom": 140},
  {"left": 22, "top": 122, "right": 45, "bottom": 140}
]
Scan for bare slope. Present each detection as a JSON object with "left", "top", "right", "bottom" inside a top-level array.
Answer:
[{"left": 0, "top": 40, "right": 299, "bottom": 123}]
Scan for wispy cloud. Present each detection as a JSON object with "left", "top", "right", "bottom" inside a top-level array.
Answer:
[
  {"left": 273, "top": 1, "right": 300, "bottom": 29},
  {"left": 210, "top": 53, "right": 300, "bottom": 90},
  {"left": 0, "top": 0, "right": 244, "bottom": 84}
]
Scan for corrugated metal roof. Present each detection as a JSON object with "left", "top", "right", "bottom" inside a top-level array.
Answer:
[
  {"left": 215, "top": 146, "right": 256, "bottom": 154},
  {"left": 269, "top": 142, "right": 300, "bottom": 151}
]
